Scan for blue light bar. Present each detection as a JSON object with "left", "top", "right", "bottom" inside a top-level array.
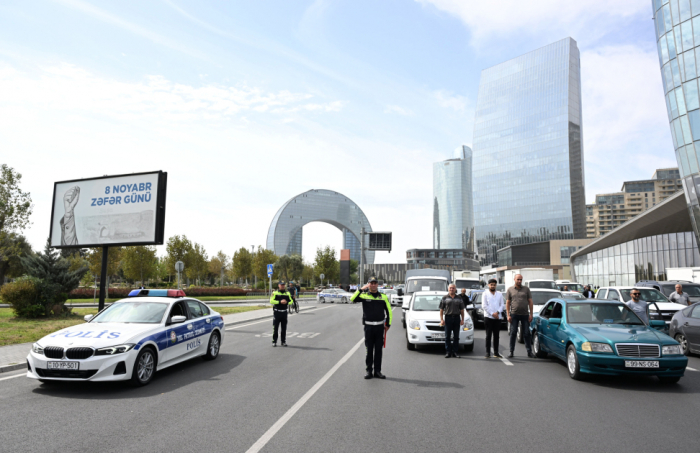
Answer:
[
  {"left": 128, "top": 290, "right": 141, "bottom": 296},
  {"left": 127, "top": 289, "right": 186, "bottom": 298}
]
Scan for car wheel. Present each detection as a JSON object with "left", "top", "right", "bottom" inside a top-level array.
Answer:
[
  {"left": 319, "top": 297, "right": 325, "bottom": 304},
  {"left": 131, "top": 347, "right": 156, "bottom": 386},
  {"left": 406, "top": 332, "right": 416, "bottom": 350},
  {"left": 658, "top": 376, "right": 681, "bottom": 384},
  {"left": 566, "top": 345, "right": 583, "bottom": 381},
  {"left": 463, "top": 342, "right": 474, "bottom": 352},
  {"left": 204, "top": 331, "right": 221, "bottom": 361},
  {"left": 533, "top": 331, "right": 547, "bottom": 358},
  {"left": 341, "top": 297, "right": 347, "bottom": 304},
  {"left": 675, "top": 334, "right": 689, "bottom": 356},
  {"left": 517, "top": 324, "right": 524, "bottom": 344}
]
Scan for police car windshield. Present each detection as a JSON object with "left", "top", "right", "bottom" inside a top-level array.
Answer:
[
  {"left": 412, "top": 296, "right": 443, "bottom": 311},
  {"left": 619, "top": 289, "right": 668, "bottom": 302},
  {"left": 567, "top": 303, "right": 643, "bottom": 325},
  {"left": 92, "top": 302, "right": 168, "bottom": 323},
  {"left": 406, "top": 279, "right": 447, "bottom": 294}
]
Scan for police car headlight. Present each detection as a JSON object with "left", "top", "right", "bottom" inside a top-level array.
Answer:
[
  {"left": 408, "top": 320, "right": 421, "bottom": 330},
  {"left": 95, "top": 344, "right": 136, "bottom": 356},
  {"left": 662, "top": 345, "right": 682, "bottom": 355},
  {"left": 32, "top": 343, "right": 44, "bottom": 355},
  {"left": 476, "top": 309, "right": 483, "bottom": 314},
  {"left": 463, "top": 318, "right": 473, "bottom": 331}
]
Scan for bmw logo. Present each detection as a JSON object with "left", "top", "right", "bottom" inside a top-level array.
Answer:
[{"left": 170, "top": 331, "right": 177, "bottom": 343}]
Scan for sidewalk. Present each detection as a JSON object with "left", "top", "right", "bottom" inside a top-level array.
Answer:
[
  {"left": 0, "top": 304, "right": 318, "bottom": 374},
  {"left": 0, "top": 296, "right": 318, "bottom": 309}
]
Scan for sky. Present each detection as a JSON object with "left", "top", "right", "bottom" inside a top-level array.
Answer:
[{"left": 0, "top": 0, "right": 675, "bottom": 265}]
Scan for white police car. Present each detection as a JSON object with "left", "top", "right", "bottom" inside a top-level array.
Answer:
[{"left": 26, "top": 289, "right": 225, "bottom": 386}]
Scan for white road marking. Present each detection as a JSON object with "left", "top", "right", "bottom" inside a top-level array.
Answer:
[
  {"left": 0, "top": 373, "right": 25, "bottom": 382},
  {"left": 500, "top": 357, "right": 514, "bottom": 366},
  {"left": 245, "top": 337, "right": 365, "bottom": 453},
  {"left": 687, "top": 367, "right": 698, "bottom": 371}
]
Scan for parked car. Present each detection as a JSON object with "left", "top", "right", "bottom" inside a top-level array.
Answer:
[
  {"left": 509, "top": 289, "right": 563, "bottom": 343},
  {"left": 468, "top": 290, "right": 507, "bottom": 329},
  {"left": 530, "top": 299, "right": 687, "bottom": 383},
  {"left": 595, "top": 286, "right": 684, "bottom": 325},
  {"left": 635, "top": 280, "right": 700, "bottom": 304},
  {"left": 669, "top": 302, "right": 700, "bottom": 355},
  {"left": 404, "top": 291, "right": 474, "bottom": 352},
  {"left": 317, "top": 288, "right": 354, "bottom": 304}
]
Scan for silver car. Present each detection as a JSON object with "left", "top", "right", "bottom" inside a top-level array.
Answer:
[{"left": 317, "top": 289, "right": 354, "bottom": 304}]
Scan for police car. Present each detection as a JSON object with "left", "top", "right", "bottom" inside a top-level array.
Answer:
[
  {"left": 26, "top": 289, "right": 225, "bottom": 386},
  {"left": 317, "top": 288, "right": 354, "bottom": 304}
]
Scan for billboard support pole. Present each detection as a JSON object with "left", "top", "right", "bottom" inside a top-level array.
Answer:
[{"left": 98, "top": 246, "right": 109, "bottom": 312}]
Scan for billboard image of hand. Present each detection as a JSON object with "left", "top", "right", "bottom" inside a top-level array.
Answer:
[{"left": 61, "top": 186, "right": 80, "bottom": 246}]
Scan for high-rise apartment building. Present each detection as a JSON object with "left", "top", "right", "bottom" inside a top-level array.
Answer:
[
  {"left": 433, "top": 146, "right": 474, "bottom": 252},
  {"left": 652, "top": 0, "right": 700, "bottom": 248},
  {"left": 472, "top": 38, "right": 586, "bottom": 265},
  {"left": 586, "top": 168, "right": 682, "bottom": 238}
]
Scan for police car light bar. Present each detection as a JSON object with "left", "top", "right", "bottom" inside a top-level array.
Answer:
[{"left": 127, "top": 289, "right": 187, "bottom": 298}]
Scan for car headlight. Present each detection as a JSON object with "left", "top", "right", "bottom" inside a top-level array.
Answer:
[
  {"left": 463, "top": 318, "right": 473, "bottom": 331},
  {"left": 476, "top": 309, "right": 483, "bottom": 314},
  {"left": 95, "top": 344, "right": 136, "bottom": 356},
  {"left": 662, "top": 345, "right": 682, "bottom": 355},
  {"left": 581, "top": 342, "right": 613, "bottom": 353},
  {"left": 32, "top": 343, "right": 44, "bottom": 355},
  {"left": 408, "top": 320, "right": 421, "bottom": 330}
]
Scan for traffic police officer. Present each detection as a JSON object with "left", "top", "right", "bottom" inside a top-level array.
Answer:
[
  {"left": 270, "top": 281, "right": 294, "bottom": 347},
  {"left": 351, "top": 276, "right": 392, "bottom": 379}
]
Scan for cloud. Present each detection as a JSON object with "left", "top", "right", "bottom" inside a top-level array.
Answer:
[
  {"left": 384, "top": 105, "right": 414, "bottom": 116},
  {"left": 433, "top": 90, "right": 468, "bottom": 112}
]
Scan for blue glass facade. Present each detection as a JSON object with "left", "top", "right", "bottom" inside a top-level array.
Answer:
[
  {"left": 433, "top": 145, "right": 474, "bottom": 252},
  {"left": 266, "top": 189, "right": 374, "bottom": 264},
  {"left": 472, "top": 38, "right": 586, "bottom": 265},
  {"left": 652, "top": 0, "right": 700, "bottom": 246}
]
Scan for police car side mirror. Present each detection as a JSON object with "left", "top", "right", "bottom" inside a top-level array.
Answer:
[
  {"left": 84, "top": 314, "right": 94, "bottom": 322},
  {"left": 171, "top": 315, "right": 187, "bottom": 324}
]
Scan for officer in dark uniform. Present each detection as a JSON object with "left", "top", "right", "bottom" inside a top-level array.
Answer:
[
  {"left": 270, "top": 281, "right": 293, "bottom": 347},
  {"left": 351, "top": 276, "right": 392, "bottom": 379}
]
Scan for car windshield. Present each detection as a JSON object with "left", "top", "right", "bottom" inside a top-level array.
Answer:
[
  {"left": 496, "top": 284, "right": 505, "bottom": 291},
  {"left": 91, "top": 302, "right": 168, "bottom": 323},
  {"left": 412, "top": 295, "right": 444, "bottom": 311},
  {"left": 529, "top": 281, "right": 558, "bottom": 290},
  {"left": 660, "top": 284, "right": 700, "bottom": 297},
  {"left": 472, "top": 293, "right": 483, "bottom": 303},
  {"left": 455, "top": 280, "right": 481, "bottom": 289},
  {"left": 565, "top": 293, "right": 586, "bottom": 300},
  {"left": 406, "top": 279, "right": 447, "bottom": 294},
  {"left": 558, "top": 284, "right": 584, "bottom": 292},
  {"left": 619, "top": 289, "right": 668, "bottom": 302},
  {"left": 567, "top": 303, "right": 644, "bottom": 325},
  {"left": 531, "top": 291, "right": 562, "bottom": 306}
]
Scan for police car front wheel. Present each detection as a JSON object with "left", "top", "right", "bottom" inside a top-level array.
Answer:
[
  {"left": 204, "top": 331, "right": 221, "bottom": 360},
  {"left": 131, "top": 347, "right": 156, "bottom": 386}
]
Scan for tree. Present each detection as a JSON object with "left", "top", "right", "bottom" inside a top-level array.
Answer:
[
  {"left": 231, "top": 247, "right": 253, "bottom": 285},
  {"left": 165, "top": 235, "right": 193, "bottom": 276},
  {"left": 0, "top": 232, "right": 31, "bottom": 284},
  {"left": 313, "top": 246, "right": 338, "bottom": 283},
  {"left": 275, "top": 254, "right": 304, "bottom": 282},
  {"left": 253, "top": 247, "right": 278, "bottom": 282},
  {"left": 0, "top": 164, "right": 33, "bottom": 235},
  {"left": 301, "top": 263, "right": 315, "bottom": 287},
  {"left": 209, "top": 250, "right": 229, "bottom": 286},
  {"left": 187, "top": 242, "right": 209, "bottom": 285},
  {"left": 86, "top": 247, "right": 123, "bottom": 298},
  {"left": 122, "top": 246, "right": 158, "bottom": 284}
]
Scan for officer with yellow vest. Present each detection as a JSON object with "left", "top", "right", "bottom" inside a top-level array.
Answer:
[
  {"left": 270, "top": 281, "right": 294, "bottom": 347},
  {"left": 351, "top": 276, "right": 392, "bottom": 379}
]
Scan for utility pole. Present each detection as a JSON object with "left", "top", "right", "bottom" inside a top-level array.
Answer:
[{"left": 359, "top": 227, "right": 364, "bottom": 285}]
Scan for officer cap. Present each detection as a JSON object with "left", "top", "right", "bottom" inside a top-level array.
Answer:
[
  {"left": 278, "top": 280, "right": 286, "bottom": 285},
  {"left": 368, "top": 276, "right": 378, "bottom": 283}
]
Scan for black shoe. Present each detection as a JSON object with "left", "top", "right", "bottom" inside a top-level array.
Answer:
[
  {"left": 494, "top": 353, "right": 503, "bottom": 359},
  {"left": 452, "top": 353, "right": 461, "bottom": 358},
  {"left": 282, "top": 343, "right": 288, "bottom": 347},
  {"left": 508, "top": 352, "right": 514, "bottom": 358},
  {"left": 445, "top": 353, "right": 451, "bottom": 358},
  {"left": 485, "top": 353, "right": 491, "bottom": 358},
  {"left": 527, "top": 352, "right": 535, "bottom": 358},
  {"left": 364, "top": 371, "right": 373, "bottom": 379},
  {"left": 272, "top": 342, "right": 277, "bottom": 347},
  {"left": 373, "top": 372, "right": 386, "bottom": 379}
]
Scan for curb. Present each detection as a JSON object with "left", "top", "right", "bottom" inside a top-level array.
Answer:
[
  {"left": 0, "top": 363, "right": 25, "bottom": 374},
  {"left": 222, "top": 305, "right": 318, "bottom": 327}
]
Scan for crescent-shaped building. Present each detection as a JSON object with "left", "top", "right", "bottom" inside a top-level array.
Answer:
[{"left": 266, "top": 189, "right": 375, "bottom": 264}]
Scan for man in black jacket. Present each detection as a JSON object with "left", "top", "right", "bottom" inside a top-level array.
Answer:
[
  {"left": 351, "top": 276, "right": 392, "bottom": 380},
  {"left": 270, "top": 281, "right": 294, "bottom": 347}
]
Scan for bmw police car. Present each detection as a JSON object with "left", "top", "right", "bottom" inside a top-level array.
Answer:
[
  {"left": 317, "top": 288, "right": 354, "bottom": 304},
  {"left": 26, "top": 289, "right": 225, "bottom": 386}
]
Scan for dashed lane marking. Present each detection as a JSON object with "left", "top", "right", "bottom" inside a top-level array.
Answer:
[
  {"left": 500, "top": 356, "right": 514, "bottom": 366},
  {"left": 687, "top": 367, "right": 698, "bottom": 371},
  {"left": 0, "top": 373, "right": 25, "bottom": 382}
]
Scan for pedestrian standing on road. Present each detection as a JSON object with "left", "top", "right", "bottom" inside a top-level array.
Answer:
[
  {"left": 440, "top": 284, "right": 465, "bottom": 358},
  {"left": 582, "top": 285, "right": 594, "bottom": 298},
  {"left": 351, "top": 276, "right": 392, "bottom": 379},
  {"left": 669, "top": 284, "right": 691, "bottom": 306},
  {"left": 458, "top": 288, "right": 471, "bottom": 320},
  {"left": 625, "top": 289, "right": 649, "bottom": 324},
  {"left": 270, "top": 281, "right": 294, "bottom": 347},
  {"left": 483, "top": 279, "right": 505, "bottom": 359},
  {"left": 506, "top": 274, "right": 534, "bottom": 358}
]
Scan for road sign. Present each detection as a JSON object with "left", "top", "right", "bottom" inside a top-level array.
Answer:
[
  {"left": 320, "top": 273, "right": 325, "bottom": 280},
  {"left": 267, "top": 264, "right": 274, "bottom": 277},
  {"left": 368, "top": 232, "right": 392, "bottom": 252},
  {"left": 175, "top": 261, "right": 184, "bottom": 272}
]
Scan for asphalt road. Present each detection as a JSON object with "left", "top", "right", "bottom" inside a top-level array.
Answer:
[{"left": 1, "top": 303, "right": 700, "bottom": 453}]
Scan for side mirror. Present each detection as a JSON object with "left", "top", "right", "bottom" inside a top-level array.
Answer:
[
  {"left": 549, "top": 318, "right": 562, "bottom": 325},
  {"left": 84, "top": 314, "right": 94, "bottom": 322},
  {"left": 650, "top": 320, "right": 666, "bottom": 328},
  {"left": 171, "top": 315, "right": 187, "bottom": 324},
  {"left": 397, "top": 289, "right": 403, "bottom": 296}
]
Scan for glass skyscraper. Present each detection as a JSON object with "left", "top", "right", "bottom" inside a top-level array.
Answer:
[
  {"left": 652, "top": 0, "right": 700, "bottom": 247},
  {"left": 472, "top": 37, "right": 586, "bottom": 265},
  {"left": 433, "top": 146, "right": 474, "bottom": 252}
]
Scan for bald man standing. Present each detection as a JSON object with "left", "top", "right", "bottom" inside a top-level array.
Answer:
[{"left": 505, "top": 274, "right": 534, "bottom": 358}]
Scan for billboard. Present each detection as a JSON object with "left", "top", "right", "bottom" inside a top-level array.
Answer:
[{"left": 49, "top": 171, "right": 167, "bottom": 248}]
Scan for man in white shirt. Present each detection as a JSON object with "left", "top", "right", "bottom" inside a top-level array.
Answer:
[{"left": 482, "top": 278, "right": 505, "bottom": 358}]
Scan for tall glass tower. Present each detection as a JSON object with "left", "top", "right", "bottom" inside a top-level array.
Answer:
[
  {"left": 652, "top": 0, "right": 700, "bottom": 246},
  {"left": 472, "top": 37, "right": 586, "bottom": 265},
  {"left": 433, "top": 146, "right": 475, "bottom": 252}
]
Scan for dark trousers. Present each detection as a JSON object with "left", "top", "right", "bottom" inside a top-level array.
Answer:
[
  {"left": 509, "top": 314, "right": 532, "bottom": 353},
  {"left": 444, "top": 315, "right": 460, "bottom": 354},
  {"left": 364, "top": 325, "right": 385, "bottom": 372},
  {"left": 484, "top": 317, "right": 500, "bottom": 353},
  {"left": 272, "top": 310, "right": 288, "bottom": 343}
]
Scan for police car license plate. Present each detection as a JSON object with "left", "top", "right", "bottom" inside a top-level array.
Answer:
[
  {"left": 432, "top": 332, "right": 445, "bottom": 339},
  {"left": 624, "top": 361, "right": 659, "bottom": 368},
  {"left": 47, "top": 361, "right": 79, "bottom": 370}
]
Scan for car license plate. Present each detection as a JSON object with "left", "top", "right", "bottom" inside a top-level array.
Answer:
[
  {"left": 47, "top": 361, "right": 79, "bottom": 370},
  {"left": 624, "top": 361, "right": 659, "bottom": 368},
  {"left": 432, "top": 333, "right": 445, "bottom": 339}
]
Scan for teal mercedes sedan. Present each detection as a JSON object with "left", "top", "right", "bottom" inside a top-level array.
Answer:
[{"left": 530, "top": 299, "right": 687, "bottom": 383}]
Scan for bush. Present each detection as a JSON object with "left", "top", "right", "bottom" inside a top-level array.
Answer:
[
  {"left": 0, "top": 277, "right": 44, "bottom": 318},
  {"left": 65, "top": 286, "right": 249, "bottom": 299}
]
